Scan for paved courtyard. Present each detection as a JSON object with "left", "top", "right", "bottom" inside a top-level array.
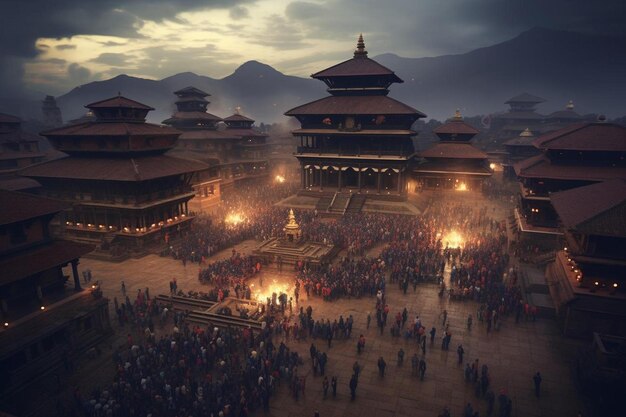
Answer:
[{"left": 76, "top": 237, "right": 587, "bottom": 417}]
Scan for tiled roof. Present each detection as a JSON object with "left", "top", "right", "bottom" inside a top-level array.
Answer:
[
  {"left": 505, "top": 93, "right": 546, "bottom": 104},
  {"left": 0, "top": 240, "right": 94, "bottom": 286},
  {"left": 0, "top": 190, "right": 67, "bottom": 226},
  {"left": 41, "top": 121, "right": 180, "bottom": 137},
  {"left": 420, "top": 143, "right": 488, "bottom": 159},
  {"left": 312, "top": 57, "right": 401, "bottom": 80},
  {"left": 162, "top": 111, "right": 222, "bottom": 123},
  {"left": 0, "top": 113, "right": 21, "bottom": 123},
  {"left": 285, "top": 95, "right": 426, "bottom": 117},
  {"left": 533, "top": 122, "right": 626, "bottom": 152},
  {"left": 85, "top": 96, "right": 154, "bottom": 110},
  {"left": 433, "top": 120, "right": 480, "bottom": 135},
  {"left": 514, "top": 154, "right": 626, "bottom": 181},
  {"left": 174, "top": 86, "right": 210, "bottom": 97},
  {"left": 20, "top": 155, "right": 207, "bottom": 181},
  {"left": 223, "top": 114, "right": 254, "bottom": 122},
  {"left": 550, "top": 179, "right": 626, "bottom": 236}
]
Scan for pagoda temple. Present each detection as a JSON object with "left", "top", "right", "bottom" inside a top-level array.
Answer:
[
  {"left": 163, "top": 88, "right": 269, "bottom": 196},
  {"left": 41, "top": 95, "right": 63, "bottom": 127},
  {"left": 285, "top": 35, "right": 426, "bottom": 207},
  {"left": 0, "top": 113, "right": 45, "bottom": 192},
  {"left": 20, "top": 95, "right": 207, "bottom": 257},
  {"left": 414, "top": 110, "right": 492, "bottom": 191},
  {"left": 501, "top": 128, "right": 541, "bottom": 178},
  {"left": 513, "top": 121, "right": 626, "bottom": 242},
  {"left": 546, "top": 179, "right": 626, "bottom": 337},
  {"left": 0, "top": 190, "right": 110, "bottom": 407}
]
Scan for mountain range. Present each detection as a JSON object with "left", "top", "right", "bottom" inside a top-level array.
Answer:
[{"left": 27, "top": 27, "right": 626, "bottom": 123}]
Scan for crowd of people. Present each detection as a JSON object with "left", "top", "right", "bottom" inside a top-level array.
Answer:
[{"left": 77, "top": 176, "right": 553, "bottom": 417}]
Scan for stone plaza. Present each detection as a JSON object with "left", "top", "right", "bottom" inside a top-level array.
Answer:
[{"left": 65, "top": 216, "right": 587, "bottom": 417}]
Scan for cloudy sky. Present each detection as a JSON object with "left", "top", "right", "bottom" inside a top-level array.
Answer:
[{"left": 1, "top": 0, "right": 625, "bottom": 97}]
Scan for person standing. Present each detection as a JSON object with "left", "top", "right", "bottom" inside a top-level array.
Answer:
[
  {"left": 533, "top": 372, "right": 542, "bottom": 397},
  {"left": 121, "top": 281, "right": 126, "bottom": 296},
  {"left": 322, "top": 376, "right": 329, "bottom": 398},
  {"left": 430, "top": 327, "right": 436, "bottom": 344},
  {"left": 411, "top": 354, "right": 419, "bottom": 376},
  {"left": 377, "top": 356, "right": 386, "bottom": 377},
  {"left": 419, "top": 358, "right": 426, "bottom": 381},
  {"left": 397, "top": 348, "right": 404, "bottom": 366},
  {"left": 457, "top": 344, "right": 465, "bottom": 365},
  {"left": 349, "top": 374, "right": 358, "bottom": 400},
  {"left": 331, "top": 376, "right": 337, "bottom": 398}
]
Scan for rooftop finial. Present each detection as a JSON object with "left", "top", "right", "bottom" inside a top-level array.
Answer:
[
  {"left": 566, "top": 100, "right": 574, "bottom": 110},
  {"left": 519, "top": 128, "right": 534, "bottom": 137},
  {"left": 354, "top": 33, "right": 368, "bottom": 58},
  {"left": 235, "top": 105, "right": 241, "bottom": 115},
  {"left": 454, "top": 109, "right": 462, "bottom": 120}
]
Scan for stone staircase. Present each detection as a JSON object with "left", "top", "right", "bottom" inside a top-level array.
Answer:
[
  {"left": 327, "top": 192, "right": 351, "bottom": 214},
  {"left": 345, "top": 194, "right": 366, "bottom": 215},
  {"left": 315, "top": 195, "right": 333, "bottom": 211}
]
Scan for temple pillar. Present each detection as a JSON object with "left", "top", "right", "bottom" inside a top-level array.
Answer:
[
  {"left": 319, "top": 168, "right": 323, "bottom": 190},
  {"left": 377, "top": 171, "right": 382, "bottom": 194},
  {"left": 358, "top": 168, "right": 362, "bottom": 191},
  {"left": 338, "top": 168, "right": 342, "bottom": 191},
  {"left": 71, "top": 259, "right": 81, "bottom": 291},
  {"left": 397, "top": 171, "right": 402, "bottom": 193}
]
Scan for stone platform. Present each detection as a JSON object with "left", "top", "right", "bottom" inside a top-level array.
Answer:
[{"left": 254, "top": 237, "right": 337, "bottom": 265}]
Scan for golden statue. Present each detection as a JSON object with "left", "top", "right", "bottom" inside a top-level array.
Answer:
[{"left": 283, "top": 209, "right": 301, "bottom": 243}]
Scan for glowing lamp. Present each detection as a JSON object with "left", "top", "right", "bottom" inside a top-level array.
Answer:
[
  {"left": 40, "top": 306, "right": 45, "bottom": 311},
  {"left": 3, "top": 322, "right": 8, "bottom": 328},
  {"left": 614, "top": 283, "right": 619, "bottom": 288},
  {"left": 489, "top": 163, "right": 496, "bottom": 170}
]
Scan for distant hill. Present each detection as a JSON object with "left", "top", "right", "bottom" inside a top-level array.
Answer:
[
  {"left": 56, "top": 61, "right": 323, "bottom": 124},
  {"left": 48, "top": 27, "right": 626, "bottom": 123},
  {"left": 374, "top": 27, "right": 626, "bottom": 120}
]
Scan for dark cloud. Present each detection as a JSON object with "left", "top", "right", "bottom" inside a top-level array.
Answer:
[
  {"left": 229, "top": 6, "right": 250, "bottom": 20},
  {"left": 43, "top": 58, "right": 68, "bottom": 65},
  {"left": 56, "top": 44, "right": 77, "bottom": 50},
  {"left": 67, "top": 63, "right": 91, "bottom": 83},
  {"left": 0, "top": 0, "right": 255, "bottom": 97}
]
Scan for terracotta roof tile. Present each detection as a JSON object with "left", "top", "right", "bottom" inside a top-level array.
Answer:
[
  {"left": 433, "top": 120, "right": 480, "bottom": 135},
  {"left": 514, "top": 154, "right": 626, "bottom": 180},
  {"left": 86, "top": 96, "right": 154, "bottom": 110},
  {"left": 41, "top": 121, "right": 179, "bottom": 137},
  {"left": 163, "top": 111, "right": 222, "bottom": 123},
  {"left": 0, "top": 113, "right": 21, "bottom": 123},
  {"left": 0, "top": 240, "right": 94, "bottom": 286},
  {"left": 174, "top": 86, "right": 210, "bottom": 97},
  {"left": 550, "top": 179, "right": 626, "bottom": 236},
  {"left": 20, "top": 155, "right": 207, "bottom": 181},
  {"left": 420, "top": 143, "right": 488, "bottom": 159},
  {"left": 311, "top": 57, "right": 402, "bottom": 80},
  {"left": 224, "top": 114, "right": 254, "bottom": 122},
  {"left": 532, "top": 122, "right": 626, "bottom": 152},
  {"left": 285, "top": 95, "right": 426, "bottom": 117},
  {"left": 0, "top": 190, "right": 67, "bottom": 226}
]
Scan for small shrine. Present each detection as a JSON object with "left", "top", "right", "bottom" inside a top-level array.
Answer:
[
  {"left": 254, "top": 209, "right": 336, "bottom": 266},
  {"left": 283, "top": 209, "right": 301, "bottom": 243}
]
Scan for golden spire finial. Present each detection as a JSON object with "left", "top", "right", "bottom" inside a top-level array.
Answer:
[
  {"left": 566, "top": 100, "right": 574, "bottom": 110},
  {"left": 520, "top": 128, "right": 534, "bottom": 137},
  {"left": 454, "top": 109, "right": 462, "bottom": 120},
  {"left": 354, "top": 33, "right": 368, "bottom": 58}
]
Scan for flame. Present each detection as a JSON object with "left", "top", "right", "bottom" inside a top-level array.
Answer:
[
  {"left": 443, "top": 230, "right": 463, "bottom": 249},
  {"left": 275, "top": 175, "right": 286, "bottom": 183},
  {"left": 455, "top": 182, "right": 468, "bottom": 191},
  {"left": 225, "top": 212, "right": 246, "bottom": 226},
  {"left": 250, "top": 279, "right": 291, "bottom": 303}
]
